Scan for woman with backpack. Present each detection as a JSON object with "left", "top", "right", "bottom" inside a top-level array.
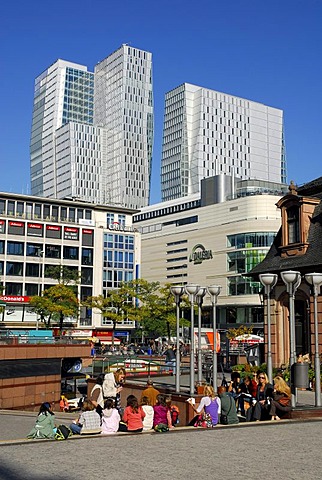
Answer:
[
  {"left": 153, "top": 394, "right": 172, "bottom": 432},
  {"left": 188, "top": 385, "right": 221, "bottom": 427},
  {"left": 27, "top": 402, "right": 56, "bottom": 439}
]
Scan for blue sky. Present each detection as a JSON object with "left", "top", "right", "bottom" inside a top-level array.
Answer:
[{"left": 1, "top": 0, "right": 321, "bottom": 204}]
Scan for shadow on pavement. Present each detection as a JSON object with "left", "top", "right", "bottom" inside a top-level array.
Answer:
[{"left": 0, "top": 462, "right": 73, "bottom": 480}]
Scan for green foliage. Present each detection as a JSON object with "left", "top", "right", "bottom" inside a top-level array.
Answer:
[
  {"left": 30, "top": 284, "right": 79, "bottom": 330},
  {"left": 85, "top": 279, "right": 191, "bottom": 340},
  {"left": 226, "top": 325, "right": 254, "bottom": 340}
]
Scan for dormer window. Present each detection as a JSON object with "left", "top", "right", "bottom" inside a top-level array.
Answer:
[
  {"left": 277, "top": 181, "right": 319, "bottom": 257},
  {"left": 287, "top": 206, "right": 300, "bottom": 244}
]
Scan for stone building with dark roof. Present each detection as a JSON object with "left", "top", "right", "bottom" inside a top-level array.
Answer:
[{"left": 249, "top": 177, "right": 322, "bottom": 367}]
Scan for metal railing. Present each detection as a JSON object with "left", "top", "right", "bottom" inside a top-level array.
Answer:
[{"left": 91, "top": 355, "right": 190, "bottom": 378}]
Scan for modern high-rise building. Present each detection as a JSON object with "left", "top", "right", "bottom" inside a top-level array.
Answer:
[
  {"left": 30, "top": 60, "right": 95, "bottom": 199},
  {"left": 160, "top": 83, "right": 286, "bottom": 202},
  {"left": 30, "top": 46, "right": 154, "bottom": 209},
  {"left": 94, "top": 46, "right": 154, "bottom": 208}
]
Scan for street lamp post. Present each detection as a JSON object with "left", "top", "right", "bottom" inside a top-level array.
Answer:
[
  {"left": 281, "top": 270, "right": 301, "bottom": 408},
  {"left": 259, "top": 273, "right": 278, "bottom": 384},
  {"left": 184, "top": 284, "right": 200, "bottom": 396},
  {"left": 305, "top": 273, "right": 322, "bottom": 407},
  {"left": 170, "top": 285, "right": 185, "bottom": 393},
  {"left": 207, "top": 285, "right": 221, "bottom": 392},
  {"left": 36, "top": 249, "right": 44, "bottom": 330},
  {"left": 195, "top": 287, "right": 206, "bottom": 384}
]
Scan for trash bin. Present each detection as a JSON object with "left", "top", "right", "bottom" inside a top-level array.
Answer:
[{"left": 291, "top": 362, "right": 309, "bottom": 388}]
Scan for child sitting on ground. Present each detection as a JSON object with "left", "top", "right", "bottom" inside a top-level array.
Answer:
[
  {"left": 27, "top": 402, "right": 56, "bottom": 439},
  {"left": 122, "top": 395, "right": 145, "bottom": 433},
  {"left": 69, "top": 399, "right": 101, "bottom": 435},
  {"left": 101, "top": 397, "right": 120, "bottom": 434},
  {"left": 153, "top": 394, "right": 172, "bottom": 431},
  {"left": 141, "top": 396, "right": 154, "bottom": 431}
]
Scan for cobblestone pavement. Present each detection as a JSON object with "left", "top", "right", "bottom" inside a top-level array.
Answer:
[{"left": 0, "top": 421, "right": 321, "bottom": 480}]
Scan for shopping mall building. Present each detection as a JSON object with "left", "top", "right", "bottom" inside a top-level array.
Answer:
[{"left": 133, "top": 176, "right": 288, "bottom": 334}]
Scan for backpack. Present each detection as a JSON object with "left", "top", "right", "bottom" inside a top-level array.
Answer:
[
  {"left": 154, "top": 423, "right": 169, "bottom": 433},
  {"left": 170, "top": 405, "right": 179, "bottom": 425},
  {"left": 55, "top": 424, "right": 73, "bottom": 440}
]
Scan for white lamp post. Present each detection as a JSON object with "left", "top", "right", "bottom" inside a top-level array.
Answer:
[
  {"left": 281, "top": 270, "right": 301, "bottom": 408},
  {"left": 259, "top": 273, "right": 278, "bottom": 384},
  {"left": 195, "top": 287, "right": 207, "bottom": 384},
  {"left": 184, "top": 284, "right": 200, "bottom": 395},
  {"left": 305, "top": 273, "right": 322, "bottom": 407},
  {"left": 170, "top": 285, "right": 185, "bottom": 393},
  {"left": 207, "top": 285, "right": 221, "bottom": 392}
]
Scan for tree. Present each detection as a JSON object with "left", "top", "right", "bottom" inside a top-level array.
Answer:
[
  {"left": 145, "top": 283, "right": 190, "bottom": 339},
  {"left": 85, "top": 279, "right": 161, "bottom": 345},
  {"left": 29, "top": 295, "right": 53, "bottom": 328},
  {"left": 226, "top": 324, "right": 254, "bottom": 340},
  {"left": 29, "top": 266, "right": 80, "bottom": 331},
  {"left": 86, "top": 291, "right": 135, "bottom": 346},
  {"left": 30, "top": 284, "right": 79, "bottom": 332}
]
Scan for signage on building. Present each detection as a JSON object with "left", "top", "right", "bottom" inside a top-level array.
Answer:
[
  {"left": 0, "top": 295, "right": 30, "bottom": 303},
  {"left": 0, "top": 220, "right": 5, "bottom": 233},
  {"left": 107, "top": 222, "right": 138, "bottom": 233},
  {"left": 46, "top": 224, "right": 61, "bottom": 239},
  {"left": 64, "top": 227, "right": 79, "bottom": 241},
  {"left": 189, "top": 243, "right": 213, "bottom": 265},
  {"left": 9, "top": 221, "right": 24, "bottom": 227},
  {"left": 79, "top": 219, "right": 95, "bottom": 226},
  {"left": 46, "top": 225, "right": 60, "bottom": 231},
  {"left": 27, "top": 223, "right": 43, "bottom": 237}
]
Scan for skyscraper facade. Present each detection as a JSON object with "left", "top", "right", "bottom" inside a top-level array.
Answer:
[
  {"left": 161, "top": 83, "right": 286, "bottom": 202},
  {"left": 94, "top": 45, "right": 154, "bottom": 208},
  {"left": 30, "top": 46, "right": 154, "bottom": 209},
  {"left": 30, "top": 60, "right": 94, "bottom": 198}
]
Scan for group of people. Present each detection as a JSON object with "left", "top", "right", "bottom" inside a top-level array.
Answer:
[
  {"left": 27, "top": 367, "right": 292, "bottom": 440},
  {"left": 69, "top": 374, "right": 179, "bottom": 434},
  {"left": 228, "top": 371, "right": 292, "bottom": 421}
]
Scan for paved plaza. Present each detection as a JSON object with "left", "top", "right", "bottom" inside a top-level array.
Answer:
[
  {"left": 0, "top": 376, "right": 320, "bottom": 480},
  {"left": 0, "top": 419, "right": 321, "bottom": 480}
]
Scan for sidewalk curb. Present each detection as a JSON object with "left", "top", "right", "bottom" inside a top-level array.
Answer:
[{"left": 1, "top": 416, "right": 322, "bottom": 447}]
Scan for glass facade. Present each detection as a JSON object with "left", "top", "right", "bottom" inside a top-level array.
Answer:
[
  {"left": 103, "top": 233, "right": 134, "bottom": 291},
  {"left": 227, "top": 232, "right": 276, "bottom": 296},
  {"left": 227, "top": 232, "right": 276, "bottom": 249},
  {"left": 62, "top": 68, "right": 94, "bottom": 126}
]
